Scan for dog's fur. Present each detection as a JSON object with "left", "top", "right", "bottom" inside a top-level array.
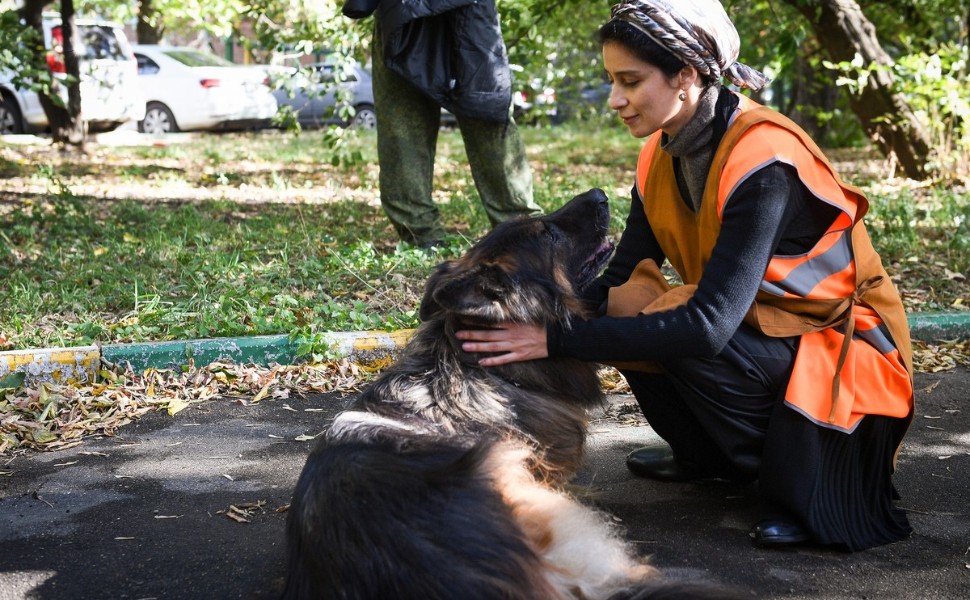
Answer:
[{"left": 281, "top": 190, "right": 736, "bottom": 600}]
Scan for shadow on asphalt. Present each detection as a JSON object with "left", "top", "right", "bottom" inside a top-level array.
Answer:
[{"left": 0, "top": 368, "right": 967, "bottom": 599}]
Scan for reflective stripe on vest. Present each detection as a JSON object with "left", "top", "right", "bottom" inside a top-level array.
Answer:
[{"left": 634, "top": 93, "right": 913, "bottom": 433}]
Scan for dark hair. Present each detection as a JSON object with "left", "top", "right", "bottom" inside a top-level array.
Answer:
[{"left": 596, "top": 20, "right": 715, "bottom": 86}]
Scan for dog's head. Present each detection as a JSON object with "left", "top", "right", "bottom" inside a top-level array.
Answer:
[{"left": 420, "top": 189, "right": 614, "bottom": 325}]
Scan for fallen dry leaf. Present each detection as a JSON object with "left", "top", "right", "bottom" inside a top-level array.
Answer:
[
  {"left": 226, "top": 511, "right": 249, "bottom": 524},
  {"left": 912, "top": 339, "right": 970, "bottom": 373},
  {"left": 251, "top": 382, "right": 271, "bottom": 403},
  {"left": 598, "top": 367, "right": 631, "bottom": 394},
  {"left": 223, "top": 500, "right": 266, "bottom": 524},
  {"left": 0, "top": 357, "right": 373, "bottom": 454},
  {"left": 2, "top": 339, "right": 965, "bottom": 455}
]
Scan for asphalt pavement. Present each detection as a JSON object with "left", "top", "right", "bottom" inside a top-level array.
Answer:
[{"left": 1, "top": 367, "right": 967, "bottom": 600}]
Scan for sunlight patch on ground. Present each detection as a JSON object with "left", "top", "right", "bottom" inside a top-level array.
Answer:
[{"left": 0, "top": 570, "right": 57, "bottom": 599}]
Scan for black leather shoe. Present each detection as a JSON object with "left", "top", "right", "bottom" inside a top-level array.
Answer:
[
  {"left": 749, "top": 520, "right": 810, "bottom": 547},
  {"left": 625, "top": 445, "right": 707, "bottom": 482}
]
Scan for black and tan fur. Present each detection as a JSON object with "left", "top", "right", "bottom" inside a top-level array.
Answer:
[{"left": 280, "top": 189, "right": 738, "bottom": 600}]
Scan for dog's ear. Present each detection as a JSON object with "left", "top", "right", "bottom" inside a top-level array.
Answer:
[
  {"left": 418, "top": 261, "right": 454, "bottom": 320},
  {"left": 420, "top": 262, "right": 511, "bottom": 321}
]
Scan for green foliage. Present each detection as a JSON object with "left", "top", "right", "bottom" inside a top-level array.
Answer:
[
  {"left": 869, "top": 186, "right": 970, "bottom": 259},
  {"left": 0, "top": 134, "right": 443, "bottom": 349},
  {"left": 0, "top": 372, "right": 26, "bottom": 394},
  {"left": 243, "top": 0, "right": 364, "bottom": 61},
  {"left": 824, "top": 42, "right": 970, "bottom": 181},
  {"left": 0, "top": 123, "right": 966, "bottom": 349},
  {"left": 723, "top": 0, "right": 809, "bottom": 84},
  {"left": 79, "top": 0, "right": 246, "bottom": 41},
  {"left": 866, "top": 184, "right": 970, "bottom": 311},
  {"left": 0, "top": 185, "right": 439, "bottom": 348},
  {"left": 0, "top": 124, "right": 638, "bottom": 350},
  {"left": 33, "top": 0, "right": 961, "bottom": 162},
  {"left": 892, "top": 43, "right": 970, "bottom": 179},
  {"left": 861, "top": 0, "right": 966, "bottom": 51},
  {"left": 0, "top": 9, "right": 58, "bottom": 101},
  {"left": 502, "top": 1, "right": 614, "bottom": 121},
  {"left": 822, "top": 53, "right": 880, "bottom": 96}
]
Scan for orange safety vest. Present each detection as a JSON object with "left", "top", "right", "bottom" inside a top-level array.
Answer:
[{"left": 634, "top": 93, "right": 913, "bottom": 434}]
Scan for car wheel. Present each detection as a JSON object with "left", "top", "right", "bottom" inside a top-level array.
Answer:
[
  {"left": 0, "top": 95, "right": 24, "bottom": 135},
  {"left": 139, "top": 102, "right": 178, "bottom": 134},
  {"left": 351, "top": 104, "right": 377, "bottom": 129}
]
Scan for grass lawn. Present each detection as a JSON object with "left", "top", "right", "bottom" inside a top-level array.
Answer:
[
  {"left": 1, "top": 122, "right": 968, "bottom": 452},
  {"left": 1, "top": 122, "right": 968, "bottom": 354}
]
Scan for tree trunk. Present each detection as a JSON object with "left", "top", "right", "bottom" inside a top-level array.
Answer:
[
  {"left": 18, "top": 0, "right": 85, "bottom": 148},
  {"left": 786, "top": 0, "right": 932, "bottom": 180},
  {"left": 56, "top": 0, "right": 86, "bottom": 147},
  {"left": 137, "top": 0, "right": 163, "bottom": 44}
]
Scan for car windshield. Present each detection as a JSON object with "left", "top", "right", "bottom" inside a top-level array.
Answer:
[{"left": 163, "top": 50, "right": 234, "bottom": 68}]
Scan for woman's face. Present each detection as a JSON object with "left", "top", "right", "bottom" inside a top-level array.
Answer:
[{"left": 602, "top": 41, "right": 691, "bottom": 138}]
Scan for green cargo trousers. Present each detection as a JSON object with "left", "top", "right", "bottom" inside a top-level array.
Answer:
[{"left": 372, "top": 19, "right": 540, "bottom": 246}]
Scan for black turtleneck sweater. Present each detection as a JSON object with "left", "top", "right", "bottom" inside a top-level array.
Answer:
[{"left": 548, "top": 88, "right": 841, "bottom": 362}]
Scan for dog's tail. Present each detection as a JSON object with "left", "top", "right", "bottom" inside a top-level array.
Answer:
[{"left": 281, "top": 437, "right": 559, "bottom": 600}]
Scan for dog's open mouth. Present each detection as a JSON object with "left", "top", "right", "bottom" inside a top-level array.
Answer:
[{"left": 576, "top": 237, "right": 615, "bottom": 289}]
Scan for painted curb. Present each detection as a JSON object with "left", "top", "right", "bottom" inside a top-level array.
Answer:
[
  {"left": 1, "top": 331, "right": 413, "bottom": 388},
  {"left": 0, "top": 345, "right": 101, "bottom": 386},
  {"left": 2, "top": 311, "right": 968, "bottom": 388},
  {"left": 907, "top": 312, "right": 970, "bottom": 342},
  {"left": 101, "top": 330, "right": 415, "bottom": 372}
]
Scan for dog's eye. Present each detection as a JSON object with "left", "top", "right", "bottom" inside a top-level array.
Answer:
[{"left": 542, "top": 223, "right": 561, "bottom": 242}]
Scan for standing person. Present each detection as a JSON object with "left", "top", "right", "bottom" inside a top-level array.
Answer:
[
  {"left": 342, "top": 0, "right": 541, "bottom": 248},
  {"left": 455, "top": 0, "right": 914, "bottom": 552}
]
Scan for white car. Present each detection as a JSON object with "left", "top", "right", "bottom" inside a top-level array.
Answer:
[
  {"left": 132, "top": 44, "right": 278, "bottom": 134},
  {"left": 0, "top": 14, "right": 144, "bottom": 134}
]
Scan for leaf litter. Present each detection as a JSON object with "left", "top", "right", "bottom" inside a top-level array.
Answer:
[
  {"left": 0, "top": 340, "right": 966, "bottom": 454},
  {"left": 221, "top": 500, "right": 269, "bottom": 523},
  {"left": 0, "top": 358, "right": 373, "bottom": 454},
  {"left": 912, "top": 339, "right": 970, "bottom": 373}
]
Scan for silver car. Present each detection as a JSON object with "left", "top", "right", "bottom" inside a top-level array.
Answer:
[{"left": 272, "top": 60, "right": 376, "bottom": 129}]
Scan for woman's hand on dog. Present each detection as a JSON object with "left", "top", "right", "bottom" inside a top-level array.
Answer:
[{"left": 455, "top": 323, "right": 548, "bottom": 366}]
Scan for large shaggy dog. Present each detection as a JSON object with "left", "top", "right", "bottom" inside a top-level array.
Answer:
[{"left": 281, "top": 190, "right": 731, "bottom": 599}]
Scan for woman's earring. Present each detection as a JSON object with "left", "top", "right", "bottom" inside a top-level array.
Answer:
[{"left": 678, "top": 90, "right": 687, "bottom": 101}]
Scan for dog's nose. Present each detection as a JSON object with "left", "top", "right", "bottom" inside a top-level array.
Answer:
[{"left": 587, "top": 188, "right": 608, "bottom": 205}]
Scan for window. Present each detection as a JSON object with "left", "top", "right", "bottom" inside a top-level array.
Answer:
[
  {"left": 164, "top": 50, "right": 234, "bottom": 68},
  {"left": 136, "top": 54, "right": 160, "bottom": 76},
  {"left": 77, "top": 26, "right": 126, "bottom": 61}
]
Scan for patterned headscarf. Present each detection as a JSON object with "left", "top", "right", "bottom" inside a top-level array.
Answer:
[{"left": 609, "top": 0, "right": 769, "bottom": 91}]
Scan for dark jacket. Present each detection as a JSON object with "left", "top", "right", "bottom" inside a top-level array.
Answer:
[{"left": 343, "top": 0, "right": 513, "bottom": 123}]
